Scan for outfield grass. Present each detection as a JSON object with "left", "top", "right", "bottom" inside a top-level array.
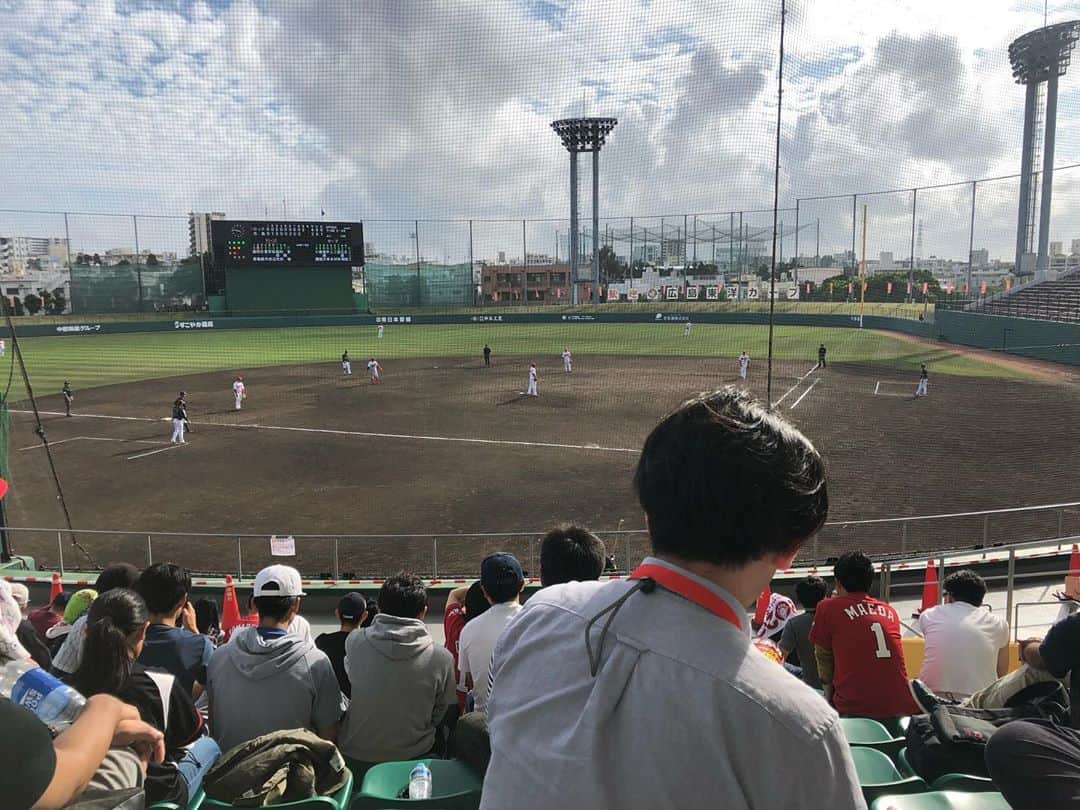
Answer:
[{"left": 0, "top": 321, "right": 1031, "bottom": 403}]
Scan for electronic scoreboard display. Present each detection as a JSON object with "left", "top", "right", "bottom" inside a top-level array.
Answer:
[{"left": 210, "top": 220, "right": 364, "bottom": 269}]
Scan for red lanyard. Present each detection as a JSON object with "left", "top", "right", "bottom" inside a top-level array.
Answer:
[{"left": 630, "top": 563, "right": 744, "bottom": 631}]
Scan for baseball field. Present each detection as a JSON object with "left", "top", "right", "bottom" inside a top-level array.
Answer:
[{"left": 3, "top": 320, "right": 1078, "bottom": 577}]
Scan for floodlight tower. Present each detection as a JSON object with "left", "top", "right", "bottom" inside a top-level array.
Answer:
[
  {"left": 552, "top": 117, "right": 618, "bottom": 304},
  {"left": 1009, "top": 21, "right": 1080, "bottom": 279}
]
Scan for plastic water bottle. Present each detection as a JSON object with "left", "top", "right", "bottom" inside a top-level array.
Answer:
[
  {"left": 0, "top": 659, "right": 86, "bottom": 733},
  {"left": 408, "top": 762, "right": 432, "bottom": 800}
]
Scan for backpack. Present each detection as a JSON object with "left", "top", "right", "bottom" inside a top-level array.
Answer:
[{"left": 904, "top": 680, "right": 1070, "bottom": 783}]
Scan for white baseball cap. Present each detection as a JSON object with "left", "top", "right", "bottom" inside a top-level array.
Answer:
[{"left": 253, "top": 564, "right": 307, "bottom": 598}]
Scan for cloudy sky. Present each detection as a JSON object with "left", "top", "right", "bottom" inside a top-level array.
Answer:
[{"left": 2, "top": 0, "right": 1080, "bottom": 261}]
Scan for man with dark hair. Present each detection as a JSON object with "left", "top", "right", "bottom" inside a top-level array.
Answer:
[
  {"left": 480, "top": 389, "right": 863, "bottom": 809},
  {"left": 539, "top": 526, "right": 606, "bottom": 586},
  {"left": 339, "top": 573, "right": 455, "bottom": 769},
  {"left": 444, "top": 582, "right": 490, "bottom": 711},
  {"left": 810, "top": 550, "right": 919, "bottom": 718},
  {"left": 315, "top": 593, "right": 368, "bottom": 698},
  {"left": 458, "top": 553, "right": 524, "bottom": 712},
  {"left": 52, "top": 563, "right": 140, "bottom": 675},
  {"left": 914, "top": 569, "right": 1009, "bottom": 700},
  {"left": 206, "top": 565, "right": 340, "bottom": 752},
  {"left": 779, "top": 575, "right": 830, "bottom": 688},
  {"left": 29, "top": 590, "right": 69, "bottom": 639},
  {"left": 135, "top": 563, "right": 213, "bottom": 696}
]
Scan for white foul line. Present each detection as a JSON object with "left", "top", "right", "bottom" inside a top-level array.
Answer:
[
  {"left": 874, "top": 381, "right": 881, "bottom": 396},
  {"left": 126, "top": 444, "right": 183, "bottom": 461},
  {"left": 18, "top": 436, "right": 172, "bottom": 452},
  {"left": 789, "top": 379, "right": 820, "bottom": 410},
  {"left": 772, "top": 365, "right": 820, "bottom": 409},
  {"left": 12, "top": 410, "right": 639, "bottom": 455}
]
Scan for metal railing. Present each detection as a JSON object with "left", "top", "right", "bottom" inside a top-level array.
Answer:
[{"left": 6, "top": 499, "right": 1080, "bottom": 582}]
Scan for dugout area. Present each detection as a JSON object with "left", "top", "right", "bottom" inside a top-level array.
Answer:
[{"left": 5, "top": 348, "right": 1080, "bottom": 578}]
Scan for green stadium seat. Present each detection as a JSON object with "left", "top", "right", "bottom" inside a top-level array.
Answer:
[
  {"left": 353, "top": 759, "right": 482, "bottom": 809},
  {"left": 869, "top": 790, "right": 1011, "bottom": 809},
  {"left": 841, "top": 717, "right": 906, "bottom": 760},
  {"left": 149, "top": 788, "right": 204, "bottom": 810},
  {"left": 850, "top": 746, "right": 928, "bottom": 804},
  {"left": 896, "top": 747, "right": 996, "bottom": 791},
  {"left": 202, "top": 769, "right": 352, "bottom": 810},
  {"left": 879, "top": 716, "right": 912, "bottom": 738}
]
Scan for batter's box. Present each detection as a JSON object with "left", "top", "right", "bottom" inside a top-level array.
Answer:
[{"left": 874, "top": 380, "right": 915, "bottom": 398}]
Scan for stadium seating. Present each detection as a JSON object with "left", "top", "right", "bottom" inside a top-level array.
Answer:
[
  {"left": 977, "top": 271, "right": 1080, "bottom": 322},
  {"left": 896, "top": 749, "right": 996, "bottom": 793},
  {"left": 841, "top": 717, "right": 906, "bottom": 760},
  {"left": 353, "top": 759, "right": 482, "bottom": 809},
  {"left": 869, "top": 791, "right": 1011, "bottom": 809},
  {"left": 849, "top": 747, "right": 928, "bottom": 804},
  {"left": 202, "top": 770, "right": 352, "bottom": 810},
  {"left": 150, "top": 790, "right": 205, "bottom": 810}
]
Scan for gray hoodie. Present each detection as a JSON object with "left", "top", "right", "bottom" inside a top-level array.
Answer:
[
  {"left": 338, "top": 614, "right": 456, "bottom": 763},
  {"left": 207, "top": 626, "right": 342, "bottom": 753}
]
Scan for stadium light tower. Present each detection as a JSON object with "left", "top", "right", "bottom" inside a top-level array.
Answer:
[
  {"left": 1009, "top": 20, "right": 1080, "bottom": 279},
  {"left": 552, "top": 117, "right": 617, "bottom": 304}
]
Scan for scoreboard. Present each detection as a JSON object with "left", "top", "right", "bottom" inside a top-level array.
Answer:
[{"left": 210, "top": 220, "right": 364, "bottom": 269}]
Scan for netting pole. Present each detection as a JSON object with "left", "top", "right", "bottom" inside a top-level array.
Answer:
[
  {"left": 851, "top": 195, "right": 857, "bottom": 275},
  {"left": 967, "top": 181, "right": 977, "bottom": 299},
  {"left": 133, "top": 215, "right": 143, "bottom": 313},
  {"left": 729, "top": 212, "right": 734, "bottom": 270},
  {"left": 63, "top": 213, "right": 73, "bottom": 313},
  {"left": 793, "top": 200, "right": 800, "bottom": 277},
  {"left": 765, "top": 0, "right": 786, "bottom": 409},
  {"left": 909, "top": 188, "right": 917, "bottom": 303},
  {"left": 628, "top": 217, "right": 634, "bottom": 274},
  {"left": 692, "top": 215, "right": 697, "bottom": 264}
]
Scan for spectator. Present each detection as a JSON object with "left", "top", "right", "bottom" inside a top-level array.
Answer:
[
  {"left": 539, "top": 525, "right": 606, "bottom": 586},
  {"left": 753, "top": 592, "right": 797, "bottom": 644},
  {"left": 810, "top": 550, "right": 920, "bottom": 718},
  {"left": 315, "top": 592, "right": 368, "bottom": 698},
  {"left": 361, "top": 598, "right": 378, "bottom": 628},
  {"left": 986, "top": 719, "right": 1080, "bottom": 809},
  {"left": 10, "top": 582, "right": 52, "bottom": 669},
  {"left": 338, "top": 574, "right": 456, "bottom": 769},
  {"left": 1, "top": 692, "right": 164, "bottom": 809},
  {"left": 481, "top": 389, "right": 863, "bottom": 809},
  {"left": 780, "top": 575, "right": 829, "bottom": 688},
  {"left": 46, "top": 587, "right": 97, "bottom": 657},
  {"left": 206, "top": 565, "right": 340, "bottom": 752},
  {"left": 458, "top": 552, "right": 524, "bottom": 712},
  {"left": 444, "top": 582, "right": 490, "bottom": 710},
  {"left": 28, "top": 589, "right": 68, "bottom": 639},
  {"left": 193, "top": 597, "right": 223, "bottom": 646},
  {"left": 0, "top": 579, "right": 31, "bottom": 661},
  {"left": 52, "top": 563, "right": 140, "bottom": 675},
  {"left": 71, "top": 589, "right": 221, "bottom": 807},
  {"left": 915, "top": 569, "right": 1009, "bottom": 700},
  {"left": 135, "top": 563, "right": 214, "bottom": 696}
]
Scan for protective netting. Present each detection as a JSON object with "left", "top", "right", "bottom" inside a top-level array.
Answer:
[
  {"left": 69, "top": 261, "right": 204, "bottom": 315},
  {"left": 364, "top": 261, "right": 474, "bottom": 308}
]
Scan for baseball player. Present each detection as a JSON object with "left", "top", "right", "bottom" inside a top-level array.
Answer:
[
  {"left": 483, "top": 344, "right": 492, "bottom": 367},
  {"left": 367, "top": 357, "right": 383, "bottom": 384},
  {"left": 170, "top": 392, "right": 187, "bottom": 444},
  {"left": 342, "top": 350, "right": 352, "bottom": 375},
  {"left": 233, "top": 376, "right": 246, "bottom": 410},
  {"left": 817, "top": 343, "right": 827, "bottom": 369},
  {"left": 914, "top": 364, "right": 929, "bottom": 399},
  {"left": 527, "top": 363, "right": 539, "bottom": 397},
  {"left": 684, "top": 320, "right": 693, "bottom": 337},
  {"left": 0, "top": 338, "right": 6, "bottom": 356},
  {"left": 738, "top": 351, "right": 750, "bottom": 380},
  {"left": 562, "top": 347, "right": 573, "bottom": 373},
  {"left": 62, "top": 381, "right": 73, "bottom": 417},
  {"left": 377, "top": 324, "right": 384, "bottom": 339}
]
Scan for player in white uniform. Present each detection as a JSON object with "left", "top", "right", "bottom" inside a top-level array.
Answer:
[
  {"left": 341, "top": 350, "right": 352, "bottom": 375},
  {"left": 377, "top": 324, "right": 384, "bottom": 339},
  {"left": 527, "top": 363, "right": 539, "bottom": 396},
  {"left": 367, "top": 358, "right": 382, "bottom": 383},
  {"left": 738, "top": 351, "right": 750, "bottom": 380},
  {"left": 684, "top": 320, "right": 692, "bottom": 337},
  {"left": 0, "top": 338, "right": 6, "bottom": 356},
  {"left": 233, "top": 376, "right": 246, "bottom": 410},
  {"left": 562, "top": 348, "right": 572, "bottom": 373},
  {"left": 914, "top": 364, "right": 929, "bottom": 398}
]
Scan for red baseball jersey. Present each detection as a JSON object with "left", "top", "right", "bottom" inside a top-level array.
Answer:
[{"left": 809, "top": 593, "right": 919, "bottom": 718}]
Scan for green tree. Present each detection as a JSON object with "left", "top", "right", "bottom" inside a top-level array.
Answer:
[
  {"left": 598, "top": 245, "right": 625, "bottom": 284},
  {"left": 49, "top": 287, "right": 66, "bottom": 314},
  {"left": 23, "top": 293, "right": 42, "bottom": 315},
  {"left": 146, "top": 253, "right": 159, "bottom": 266},
  {"left": 11, "top": 296, "right": 24, "bottom": 316},
  {"left": 39, "top": 289, "right": 54, "bottom": 312}
]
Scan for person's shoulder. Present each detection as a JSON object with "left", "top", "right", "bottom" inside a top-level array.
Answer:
[{"left": 725, "top": 654, "right": 844, "bottom": 743}]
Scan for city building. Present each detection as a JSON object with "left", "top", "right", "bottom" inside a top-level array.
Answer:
[
  {"left": 188, "top": 212, "right": 224, "bottom": 258},
  {"left": 878, "top": 252, "right": 895, "bottom": 271},
  {"left": 1071, "top": 238, "right": 1080, "bottom": 256},
  {"left": 970, "top": 248, "right": 989, "bottom": 268},
  {"left": 1050, "top": 240, "right": 1064, "bottom": 256},
  {"left": 480, "top": 263, "right": 589, "bottom": 304},
  {"left": 0, "top": 236, "right": 70, "bottom": 276}
]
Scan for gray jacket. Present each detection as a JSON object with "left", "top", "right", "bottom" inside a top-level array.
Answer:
[
  {"left": 207, "top": 627, "right": 342, "bottom": 754},
  {"left": 338, "top": 614, "right": 456, "bottom": 763}
]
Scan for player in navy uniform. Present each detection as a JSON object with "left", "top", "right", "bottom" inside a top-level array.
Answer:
[
  {"left": 171, "top": 392, "right": 187, "bottom": 444},
  {"left": 342, "top": 351, "right": 352, "bottom": 376},
  {"left": 484, "top": 344, "right": 492, "bottom": 367},
  {"left": 817, "top": 344, "right": 827, "bottom": 369},
  {"left": 914, "top": 364, "right": 929, "bottom": 399},
  {"left": 62, "top": 381, "right": 73, "bottom": 417}
]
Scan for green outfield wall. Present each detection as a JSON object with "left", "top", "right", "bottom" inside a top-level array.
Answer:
[{"left": 935, "top": 310, "right": 1080, "bottom": 365}]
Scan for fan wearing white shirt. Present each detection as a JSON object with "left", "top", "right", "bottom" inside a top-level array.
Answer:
[{"left": 915, "top": 569, "right": 1010, "bottom": 701}]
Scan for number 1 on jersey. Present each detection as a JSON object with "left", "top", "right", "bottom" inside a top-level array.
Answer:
[{"left": 870, "top": 622, "right": 891, "bottom": 658}]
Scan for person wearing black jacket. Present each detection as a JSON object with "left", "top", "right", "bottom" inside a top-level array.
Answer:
[{"left": 170, "top": 392, "right": 188, "bottom": 444}]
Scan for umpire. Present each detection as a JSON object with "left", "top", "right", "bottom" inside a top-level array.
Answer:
[{"left": 817, "top": 344, "right": 827, "bottom": 369}]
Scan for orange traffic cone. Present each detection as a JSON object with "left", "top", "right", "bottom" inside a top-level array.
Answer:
[
  {"left": 48, "top": 572, "right": 62, "bottom": 603},
  {"left": 920, "top": 560, "right": 939, "bottom": 612},
  {"left": 753, "top": 586, "right": 771, "bottom": 626},
  {"left": 1069, "top": 544, "right": 1080, "bottom": 575},
  {"left": 1065, "top": 545, "right": 1080, "bottom": 599},
  {"left": 221, "top": 574, "right": 242, "bottom": 638}
]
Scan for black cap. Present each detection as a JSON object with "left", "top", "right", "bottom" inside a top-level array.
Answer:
[
  {"left": 481, "top": 552, "right": 524, "bottom": 591},
  {"left": 337, "top": 592, "right": 368, "bottom": 622}
]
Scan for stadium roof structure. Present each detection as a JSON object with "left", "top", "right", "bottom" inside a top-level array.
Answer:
[
  {"left": 551, "top": 117, "right": 618, "bottom": 152},
  {"left": 1009, "top": 20, "right": 1080, "bottom": 84}
]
